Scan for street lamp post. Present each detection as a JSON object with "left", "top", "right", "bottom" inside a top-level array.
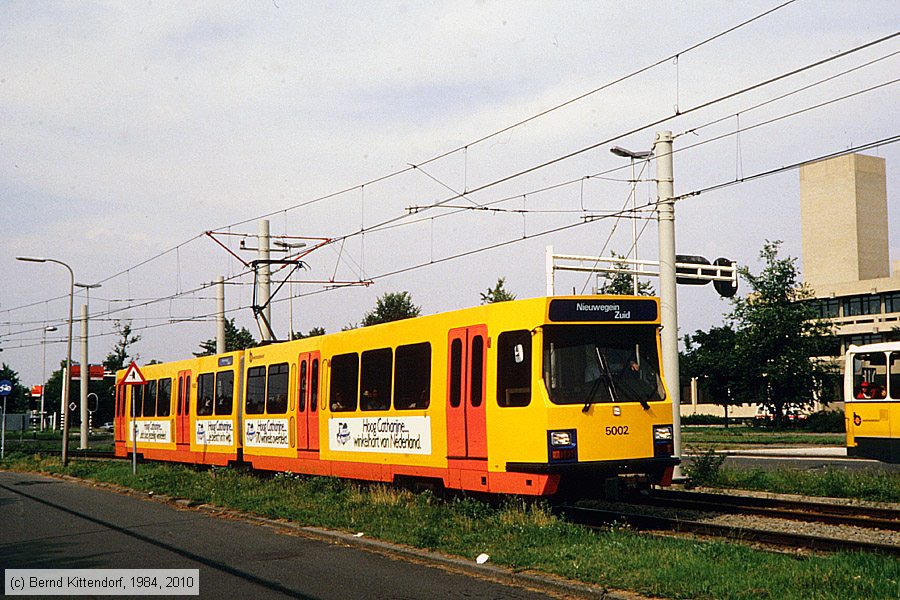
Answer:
[
  {"left": 75, "top": 282, "right": 101, "bottom": 449},
  {"left": 610, "top": 146, "right": 654, "bottom": 295},
  {"left": 17, "top": 256, "right": 75, "bottom": 466},
  {"left": 40, "top": 325, "right": 58, "bottom": 431}
]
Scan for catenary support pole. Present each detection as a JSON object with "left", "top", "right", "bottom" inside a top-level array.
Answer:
[
  {"left": 216, "top": 275, "right": 226, "bottom": 354},
  {"left": 79, "top": 304, "right": 89, "bottom": 449},
  {"left": 654, "top": 130, "right": 684, "bottom": 479},
  {"left": 259, "top": 219, "right": 271, "bottom": 342},
  {"left": 545, "top": 245, "right": 555, "bottom": 296}
]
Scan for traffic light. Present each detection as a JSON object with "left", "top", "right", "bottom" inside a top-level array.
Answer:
[
  {"left": 675, "top": 254, "right": 715, "bottom": 285},
  {"left": 713, "top": 257, "right": 738, "bottom": 298}
]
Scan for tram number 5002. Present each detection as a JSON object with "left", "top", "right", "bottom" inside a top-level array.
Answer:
[{"left": 605, "top": 425, "right": 629, "bottom": 436}]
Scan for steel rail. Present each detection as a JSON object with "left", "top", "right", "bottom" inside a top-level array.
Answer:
[
  {"left": 557, "top": 505, "right": 900, "bottom": 556},
  {"left": 641, "top": 489, "right": 900, "bottom": 531}
]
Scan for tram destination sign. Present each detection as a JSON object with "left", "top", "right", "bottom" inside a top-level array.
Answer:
[{"left": 548, "top": 298, "right": 658, "bottom": 322}]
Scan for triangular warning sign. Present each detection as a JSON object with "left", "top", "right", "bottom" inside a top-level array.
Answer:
[{"left": 121, "top": 361, "right": 147, "bottom": 385}]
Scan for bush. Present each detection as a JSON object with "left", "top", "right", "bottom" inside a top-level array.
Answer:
[
  {"left": 803, "top": 410, "right": 845, "bottom": 433},
  {"left": 684, "top": 447, "right": 727, "bottom": 488}
]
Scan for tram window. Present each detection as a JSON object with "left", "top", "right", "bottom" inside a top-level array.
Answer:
[
  {"left": 310, "top": 359, "right": 319, "bottom": 412},
  {"left": 470, "top": 336, "right": 484, "bottom": 408},
  {"left": 132, "top": 384, "right": 144, "bottom": 417},
  {"left": 215, "top": 370, "right": 234, "bottom": 415},
  {"left": 143, "top": 380, "right": 157, "bottom": 417},
  {"left": 266, "top": 363, "right": 289, "bottom": 414},
  {"left": 197, "top": 373, "right": 215, "bottom": 416},
  {"left": 330, "top": 353, "right": 358, "bottom": 412},
  {"left": 498, "top": 330, "right": 531, "bottom": 407},
  {"left": 852, "top": 352, "right": 888, "bottom": 400},
  {"left": 157, "top": 378, "right": 172, "bottom": 417},
  {"left": 395, "top": 342, "right": 431, "bottom": 410},
  {"left": 542, "top": 325, "right": 666, "bottom": 405},
  {"left": 299, "top": 360, "right": 308, "bottom": 412},
  {"left": 891, "top": 353, "right": 900, "bottom": 400},
  {"left": 449, "top": 339, "right": 462, "bottom": 408},
  {"left": 184, "top": 376, "right": 191, "bottom": 415},
  {"left": 361, "top": 348, "right": 392, "bottom": 411},
  {"left": 245, "top": 366, "right": 266, "bottom": 415}
]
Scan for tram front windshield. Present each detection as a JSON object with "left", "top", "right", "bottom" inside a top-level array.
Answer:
[{"left": 542, "top": 324, "right": 665, "bottom": 405}]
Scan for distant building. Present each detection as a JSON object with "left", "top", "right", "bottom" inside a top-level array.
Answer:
[{"left": 800, "top": 153, "right": 900, "bottom": 354}]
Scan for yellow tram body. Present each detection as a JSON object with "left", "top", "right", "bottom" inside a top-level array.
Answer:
[
  {"left": 845, "top": 342, "right": 900, "bottom": 463},
  {"left": 116, "top": 296, "right": 678, "bottom": 495}
]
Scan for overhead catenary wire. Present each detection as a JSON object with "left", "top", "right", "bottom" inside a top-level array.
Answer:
[
  {"left": 7, "top": 132, "right": 898, "bottom": 355},
  {"left": 3, "top": 0, "right": 799, "bottom": 321},
  {"left": 6, "top": 25, "right": 893, "bottom": 318},
  {"left": 4, "top": 24, "right": 897, "bottom": 346}
]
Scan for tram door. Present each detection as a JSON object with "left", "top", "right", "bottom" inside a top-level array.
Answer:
[
  {"left": 296, "top": 352, "right": 321, "bottom": 451},
  {"left": 446, "top": 325, "right": 488, "bottom": 459},
  {"left": 114, "top": 383, "right": 126, "bottom": 445},
  {"left": 176, "top": 370, "right": 191, "bottom": 447}
]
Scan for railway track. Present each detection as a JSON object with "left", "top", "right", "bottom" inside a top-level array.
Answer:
[
  {"left": 557, "top": 492, "right": 900, "bottom": 556},
  {"left": 639, "top": 489, "right": 900, "bottom": 531}
]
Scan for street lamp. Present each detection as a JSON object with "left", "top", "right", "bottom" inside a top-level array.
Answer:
[
  {"left": 610, "top": 146, "right": 654, "bottom": 295},
  {"left": 17, "top": 256, "right": 75, "bottom": 466},
  {"left": 75, "top": 282, "right": 101, "bottom": 449},
  {"left": 41, "top": 325, "right": 58, "bottom": 431}
]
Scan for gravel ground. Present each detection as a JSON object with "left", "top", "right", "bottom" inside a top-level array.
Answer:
[{"left": 579, "top": 489, "right": 900, "bottom": 551}]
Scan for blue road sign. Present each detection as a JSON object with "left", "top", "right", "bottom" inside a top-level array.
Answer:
[{"left": 0, "top": 380, "right": 12, "bottom": 397}]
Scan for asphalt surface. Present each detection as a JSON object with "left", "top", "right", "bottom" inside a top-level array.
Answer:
[
  {"left": 686, "top": 446, "right": 900, "bottom": 473},
  {"left": 0, "top": 471, "right": 597, "bottom": 600}
]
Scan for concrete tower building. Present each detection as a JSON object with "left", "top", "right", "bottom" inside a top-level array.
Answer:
[{"left": 800, "top": 153, "right": 900, "bottom": 352}]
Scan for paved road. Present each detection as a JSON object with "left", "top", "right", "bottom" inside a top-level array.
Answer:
[
  {"left": 0, "top": 471, "right": 574, "bottom": 599},
  {"left": 682, "top": 447, "right": 900, "bottom": 474}
]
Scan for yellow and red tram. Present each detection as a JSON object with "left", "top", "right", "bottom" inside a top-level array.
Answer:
[{"left": 115, "top": 296, "right": 678, "bottom": 495}]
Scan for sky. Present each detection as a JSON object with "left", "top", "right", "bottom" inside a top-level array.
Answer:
[{"left": 1, "top": 0, "right": 898, "bottom": 388}]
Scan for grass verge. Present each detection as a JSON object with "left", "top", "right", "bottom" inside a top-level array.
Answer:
[
  {"left": 706, "top": 466, "right": 900, "bottom": 503},
  {"left": 682, "top": 426, "right": 844, "bottom": 448},
  {"left": 684, "top": 448, "right": 900, "bottom": 503},
  {"left": 3, "top": 452, "right": 899, "bottom": 600}
]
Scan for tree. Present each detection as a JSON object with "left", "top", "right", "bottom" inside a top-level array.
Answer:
[
  {"left": 195, "top": 318, "right": 257, "bottom": 356},
  {"left": 361, "top": 291, "right": 421, "bottom": 326},
  {"left": 103, "top": 320, "right": 141, "bottom": 372},
  {"left": 599, "top": 251, "right": 655, "bottom": 296},
  {"left": 681, "top": 326, "right": 740, "bottom": 426},
  {"left": 293, "top": 327, "right": 326, "bottom": 340},
  {"left": 728, "top": 241, "right": 837, "bottom": 425},
  {"left": 0, "top": 363, "right": 28, "bottom": 413},
  {"left": 480, "top": 277, "right": 517, "bottom": 304}
]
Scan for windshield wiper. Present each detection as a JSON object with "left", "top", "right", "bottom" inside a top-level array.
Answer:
[{"left": 583, "top": 346, "right": 618, "bottom": 412}]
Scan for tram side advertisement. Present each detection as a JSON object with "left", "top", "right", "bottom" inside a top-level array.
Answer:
[
  {"left": 329, "top": 416, "right": 432, "bottom": 454},
  {"left": 245, "top": 419, "right": 290, "bottom": 448},
  {"left": 196, "top": 420, "right": 234, "bottom": 446},
  {"left": 129, "top": 421, "right": 172, "bottom": 444}
]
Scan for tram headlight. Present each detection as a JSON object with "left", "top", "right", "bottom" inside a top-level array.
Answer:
[
  {"left": 548, "top": 429, "right": 577, "bottom": 462},
  {"left": 550, "top": 431, "right": 572, "bottom": 446},
  {"left": 653, "top": 425, "right": 674, "bottom": 457},
  {"left": 653, "top": 425, "right": 673, "bottom": 441}
]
